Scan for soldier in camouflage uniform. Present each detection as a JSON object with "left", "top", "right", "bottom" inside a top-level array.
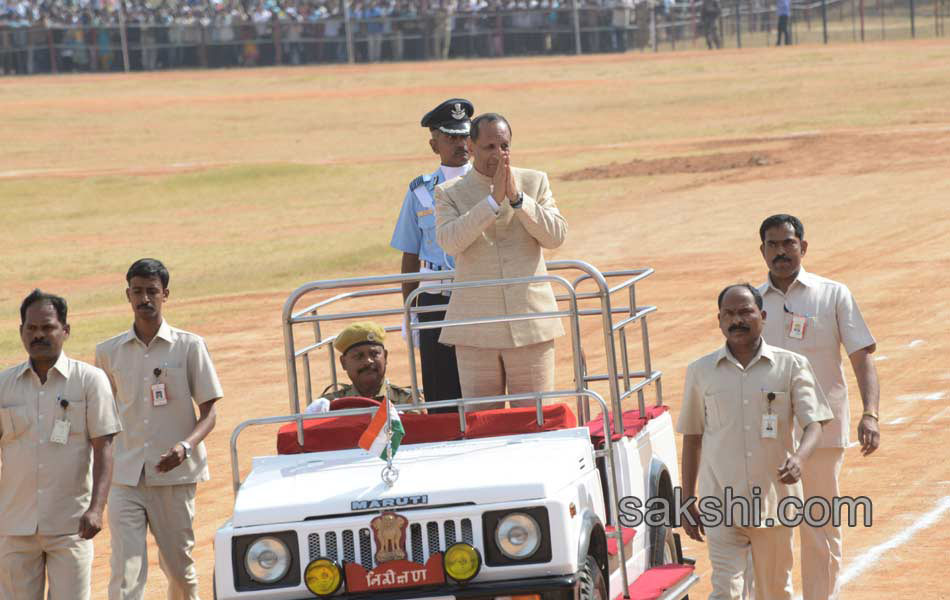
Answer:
[
  {"left": 320, "top": 382, "right": 412, "bottom": 404},
  {"left": 306, "top": 322, "right": 412, "bottom": 412}
]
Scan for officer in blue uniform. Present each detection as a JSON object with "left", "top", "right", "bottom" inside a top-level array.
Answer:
[{"left": 390, "top": 98, "right": 474, "bottom": 409}]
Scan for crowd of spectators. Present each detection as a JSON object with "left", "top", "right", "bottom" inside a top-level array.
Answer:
[{"left": 0, "top": 0, "right": 653, "bottom": 74}]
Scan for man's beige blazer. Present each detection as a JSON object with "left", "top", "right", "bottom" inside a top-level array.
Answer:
[{"left": 435, "top": 166, "right": 567, "bottom": 348}]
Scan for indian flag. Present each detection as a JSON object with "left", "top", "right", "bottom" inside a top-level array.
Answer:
[{"left": 358, "top": 397, "right": 405, "bottom": 460}]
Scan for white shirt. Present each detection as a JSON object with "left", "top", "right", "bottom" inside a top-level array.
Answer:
[
  {"left": 440, "top": 163, "right": 471, "bottom": 181},
  {"left": 758, "top": 268, "right": 875, "bottom": 448}
]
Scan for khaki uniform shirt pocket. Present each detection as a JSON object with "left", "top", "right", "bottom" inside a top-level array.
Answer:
[
  {"left": 0, "top": 405, "right": 32, "bottom": 445},
  {"left": 163, "top": 367, "right": 192, "bottom": 406},
  {"left": 805, "top": 315, "right": 833, "bottom": 351},
  {"left": 783, "top": 313, "right": 822, "bottom": 351},
  {"left": 767, "top": 390, "right": 790, "bottom": 414},
  {"left": 65, "top": 399, "right": 87, "bottom": 438},
  {"left": 764, "top": 390, "right": 790, "bottom": 437}
]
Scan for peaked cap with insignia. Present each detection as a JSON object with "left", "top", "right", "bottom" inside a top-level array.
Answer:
[
  {"left": 334, "top": 321, "right": 387, "bottom": 354},
  {"left": 421, "top": 98, "right": 474, "bottom": 136}
]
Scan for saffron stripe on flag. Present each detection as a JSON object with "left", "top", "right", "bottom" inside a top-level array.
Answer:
[{"left": 358, "top": 399, "right": 390, "bottom": 452}]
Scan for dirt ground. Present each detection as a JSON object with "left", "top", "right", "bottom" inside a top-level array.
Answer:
[{"left": 2, "top": 40, "right": 950, "bottom": 599}]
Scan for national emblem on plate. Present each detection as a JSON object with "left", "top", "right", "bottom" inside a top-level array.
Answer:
[
  {"left": 371, "top": 512, "right": 409, "bottom": 563},
  {"left": 451, "top": 103, "right": 466, "bottom": 120}
]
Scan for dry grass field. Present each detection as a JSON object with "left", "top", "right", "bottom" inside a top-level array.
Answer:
[{"left": 2, "top": 39, "right": 950, "bottom": 599}]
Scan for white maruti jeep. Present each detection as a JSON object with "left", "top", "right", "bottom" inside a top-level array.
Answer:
[{"left": 215, "top": 261, "right": 698, "bottom": 600}]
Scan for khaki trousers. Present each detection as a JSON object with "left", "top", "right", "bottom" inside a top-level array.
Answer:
[
  {"left": 0, "top": 533, "right": 92, "bottom": 600},
  {"left": 706, "top": 524, "right": 793, "bottom": 600},
  {"left": 108, "top": 480, "right": 199, "bottom": 600},
  {"left": 800, "top": 447, "right": 846, "bottom": 600},
  {"left": 455, "top": 340, "right": 555, "bottom": 409}
]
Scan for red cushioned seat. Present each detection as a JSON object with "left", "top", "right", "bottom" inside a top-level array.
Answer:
[
  {"left": 605, "top": 525, "right": 636, "bottom": 556},
  {"left": 586, "top": 405, "right": 670, "bottom": 448},
  {"left": 277, "top": 403, "right": 577, "bottom": 455},
  {"left": 613, "top": 564, "right": 695, "bottom": 600},
  {"left": 464, "top": 404, "right": 576, "bottom": 439}
]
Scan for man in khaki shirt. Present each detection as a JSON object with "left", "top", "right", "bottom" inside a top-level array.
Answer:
[
  {"left": 0, "top": 290, "right": 121, "bottom": 600},
  {"left": 677, "top": 284, "right": 833, "bottom": 599},
  {"left": 435, "top": 113, "right": 567, "bottom": 404},
  {"left": 304, "top": 322, "right": 412, "bottom": 413},
  {"left": 757, "top": 213, "right": 880, "bottom": 600},
  {"left": 96, "top": 259, "right": 223, "bottom": 600}
]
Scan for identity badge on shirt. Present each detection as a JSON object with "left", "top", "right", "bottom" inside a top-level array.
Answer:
[
  {"left": 151, "top": 383, "right": 168, "bottom": 406},
  {"left": 761, "top": 414, "right": 778, "bottom": 439},
  {"left": 788, "top": 314, "right": 808, "bottom": 340},
  {"left": 51, "top": 418, "right": 70, "bottom": 444}
]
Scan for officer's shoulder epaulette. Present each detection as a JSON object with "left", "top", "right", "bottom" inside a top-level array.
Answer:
[{"left": 409, "top": 174, "right": 430, "bottom": 191}]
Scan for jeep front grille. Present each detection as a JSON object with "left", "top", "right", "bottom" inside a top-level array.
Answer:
[{"left": 307, "top": 518, "right": 475, "bottom": 568}]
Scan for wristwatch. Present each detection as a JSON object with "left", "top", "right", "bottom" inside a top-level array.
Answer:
[
  {"left": 861, "top": 411, "right": 879, "bottom": 421},
  {"left": 179, "top": 440, "right": 192, "bottom": 459},
  {"left": 510, "top": 191, "right": 524, "bottom": 209}
]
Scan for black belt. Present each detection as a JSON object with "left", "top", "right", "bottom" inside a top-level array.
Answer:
[{"left": 421, "top": 260, "right": 449, "bottom": 271}]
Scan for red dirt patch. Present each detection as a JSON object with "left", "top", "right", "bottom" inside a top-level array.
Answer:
[
  {"left": 561, "top": 151, "right": 775, "bottom": 180},
  {"left": 559, "top": 128, "right": 950, "bottom": 183}
]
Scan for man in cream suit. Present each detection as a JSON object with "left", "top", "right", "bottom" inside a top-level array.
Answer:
[{"left": 435, "top": 113, "right": 567, "bottom": 404}]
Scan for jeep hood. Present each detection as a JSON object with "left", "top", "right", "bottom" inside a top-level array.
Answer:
[{"left": 232, "top": 427, "right": 594, "bottom": 528}]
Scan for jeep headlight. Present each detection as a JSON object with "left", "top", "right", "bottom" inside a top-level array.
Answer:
[
  {"left": 305, "top": 558, "right": 343, "bottom": 596},
  {"left": 245, "top": 536, "right": 291, "bottom": 583},
  {"left": 495, "top": 513, "right": 541, "bottom": 559},
  {"left": 444, "top": 543, "right": 481, "bottom": 582}
]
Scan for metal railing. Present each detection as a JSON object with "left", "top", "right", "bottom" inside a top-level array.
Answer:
[
  {"left": 652, "top": 0, "right": 948, "bottom": 49},
  {"left": 2, "top": 0, "right": 946, "bottom": 75},
  {"left": 0, "top": 5, "right": 624, "bottom": 74},
  {"left": 280, "top": 260, "right": 662, "bottom": 443},
  {"left": 403, "top": 273, "right": 586, "bottom": 414}
]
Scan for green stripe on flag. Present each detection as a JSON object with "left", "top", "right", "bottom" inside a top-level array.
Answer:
[{"left": 380, "top": 418, "right": 405, "bottom": 460}]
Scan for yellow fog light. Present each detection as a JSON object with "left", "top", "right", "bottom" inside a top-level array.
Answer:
[
  {"left": 444, "top": 543, "right": 481, "bottom": 582},
  {"left": 305, "top": 558, "right": 343, "bottom": 596}
]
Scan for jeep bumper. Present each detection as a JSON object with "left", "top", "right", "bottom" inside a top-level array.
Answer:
[{"left": 286, "top": 574, "right": 579, "bottom": 600}]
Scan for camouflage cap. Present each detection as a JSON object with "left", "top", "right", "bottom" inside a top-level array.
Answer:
[{"left": 334, "top": 321, "right": 386, "bottom": 355}]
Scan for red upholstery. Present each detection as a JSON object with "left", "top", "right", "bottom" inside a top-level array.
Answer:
[
  {"left": 464, "top": 404, "right": 576, "bottom": 439},
  {"left": 586, "top": 405, "right": 670, "bottom": 448},
  {"left": 277, "top": 403, "right": 577, "bottom": 455},
  {"left": 614, "top": 564, "right": 695, "bottom": 600},
  {"left": 605, "top": 525, "right": 636, "bottom": 556},
  {"left": 330, "top": 396, "right": 381, "bottom": 410}
]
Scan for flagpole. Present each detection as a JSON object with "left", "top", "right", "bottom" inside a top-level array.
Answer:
[
  {"left": 384, "top": 378, "right": 393, "bottom": 465},
  {"left": 381, "top": 379, "right": 399, "bottom": 487}
]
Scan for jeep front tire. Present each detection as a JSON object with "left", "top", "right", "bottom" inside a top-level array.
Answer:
[{"left": 578, "top": 554, "right": 607, "bottom": 600}]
